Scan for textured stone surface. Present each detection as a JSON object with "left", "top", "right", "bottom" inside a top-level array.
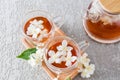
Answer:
[{"left": 0, "top": 0, "right": 120, "bottom": 80}]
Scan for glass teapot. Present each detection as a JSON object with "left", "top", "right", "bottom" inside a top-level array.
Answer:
[{"left": 83, "top": 0, "right": 120, "bottom": 43}]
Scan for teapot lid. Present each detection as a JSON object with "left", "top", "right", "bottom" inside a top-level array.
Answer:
[{"left": 99, "top": 0, "right": 120, "bottom": 14}]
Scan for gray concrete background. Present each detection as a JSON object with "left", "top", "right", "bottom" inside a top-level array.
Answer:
[{"left": 0, "top": 0, "right": 120, "bottom": 80}]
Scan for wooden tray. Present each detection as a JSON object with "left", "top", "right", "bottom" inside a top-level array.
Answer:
[{"left": 21, "top": 28, "right": 80, "bottom": 80}]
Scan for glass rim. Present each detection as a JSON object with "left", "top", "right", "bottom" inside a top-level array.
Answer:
[{"left": 21, "top": 10, "right": 55, "bottom": 42}]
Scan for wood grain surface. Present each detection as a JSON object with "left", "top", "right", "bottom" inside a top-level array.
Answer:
[
  {"left": 100, "top": 0, "right": 120, "bottom": 13},
  {"left": 0, "top": 0, "right": 120, "bottom": 80}
]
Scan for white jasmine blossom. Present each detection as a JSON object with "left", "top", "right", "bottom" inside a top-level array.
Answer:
[
  {"left": 28, "top": 48, "right": 44, "bottom": 67},
  {"left": 47, "top": 40, "right": 76, "bottom": 66},
  {"left": 57, "top": 40, "right": 73, "bottom": 54},
  {"left": 53, "top": 78, "right": 58, "bottom": 80},
  {"left": 37, "top": 43, "right": 45, "bottom": 47},
  {"left": 78, "top": 53, "right": 90, "bottom": 66},
  {"left": 36, "top": 48, "right": 44, "bottom": 59},
  {"left": 101, "top": 16, "right": 113, "bottom": 25},
  {"left": 27, "top": 19, "right": 48, "bottom": 40},
  {"left": 48, "top": 50, "right": 62, "bottom": 64},
  {"left": 28, "top": 53, "right": 42, "bottom": 67},
  {"left": 65, "top": 51, "right": 77, "bottom": 67},
  {"left": 26, "top": 24, "right": 41, "bottom": 38},
  {"left": 77, "top": 63, "right": 84, "bottom": 72},
  {"left": 38, "top": 29, "right": 48, "bottom": 41},
  {"left": 28, "top": 53, "right": 36, "bottom": 67},
  {"left": 30, "top": 19, "right": 44, "bottom": 29},
  {"left": 81, "top": 64, "right": 95, "bottom": 78}
]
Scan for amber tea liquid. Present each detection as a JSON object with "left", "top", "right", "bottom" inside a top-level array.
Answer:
[
  {"left": 24, "top": 17, "right": 52, "bottom": 42},
  {"left": 85, "top": 19, "right": 120, "bottom": 40},
  {"left": 47, "top": 42, "right": 77, "bottom": 68},
  {"left": 84, "top": 2, "right": 120, "bottom": 42}
]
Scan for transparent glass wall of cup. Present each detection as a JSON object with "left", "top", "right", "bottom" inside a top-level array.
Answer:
[
  {"left": 44, "top": 36, "right": 89, "bottom": 79},
  {"left": 83, "top": 0, "right": 120, "bottom": 43},
  {"left": 22, "top": 10, "right": 64, "bottom": 47}
]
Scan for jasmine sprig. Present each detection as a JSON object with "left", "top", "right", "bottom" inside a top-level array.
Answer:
[
  {"left": 77, "top": 53, "right": 95, "bottom": 78},
  {"left": 17, "top": 48, "right": 44, "bottom": 67},
  {"left": 17, "top": 48, "right": 37, "bottom": 60}
]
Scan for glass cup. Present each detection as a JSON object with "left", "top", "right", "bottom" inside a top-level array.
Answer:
[
  {"left": 83, "top": 0, "right": 120, "bottom": 43},
  {"left": 44, "top": 36, "right": 89, "bottom": 79},
  {"left": 22, "top": 10, "right": 64, "bottom": 47}
]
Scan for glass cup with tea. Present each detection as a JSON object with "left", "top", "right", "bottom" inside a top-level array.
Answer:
[
  {"left": 83, "top": 0, "right": 120, "bottom": 43},
  {"left": 44, "top": 36, "right": 89, "bottom": 79},
  {"left": 22, "top": 10, "right": 64, "bottom": 47}
]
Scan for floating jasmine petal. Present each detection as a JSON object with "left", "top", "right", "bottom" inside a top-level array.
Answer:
[
  {"left": 57, "top": 40, "right": 73, "bottom": 54},
  {"left": 65, "top": 52, "right": 77, "bottom": 67},
  {"left": 30, "top": 19, "right": 44, "bottom": 29},
  {"left": 38, "top": 29, "right": 48, "bottom": 41},
  {"left": 26, "top": 19, "right": 49, "bottom": 41},
  {"left": 48, "top": 50, "right": 62, "bottom": 64},
  {"left": 26, "top": 24, "right": 41, "bottom": 39}
]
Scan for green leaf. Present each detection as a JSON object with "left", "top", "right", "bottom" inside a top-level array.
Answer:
[
  {"left": 66, "top": 77, "right": 72, "bottom": 80},
  {"left": 17, "top": 48, "right": 37, "bottom": 60}
]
